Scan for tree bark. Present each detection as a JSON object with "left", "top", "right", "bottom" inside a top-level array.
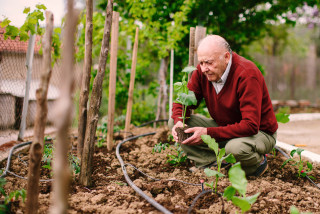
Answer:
[
  {"left": 49, "top": 1, "right": 79, "bottom": 213},
  {"left": 77, "top": 0, "right": 93, "bottom": 160},
  {"left": 26, "top": 11, "right": 53, "bottom": 214},
  {"left": 79, "top": 0, "right": 113, "bottom": 187}
]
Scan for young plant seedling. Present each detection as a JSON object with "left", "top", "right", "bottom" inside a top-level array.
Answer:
[
  {"left": 223, "top": 163, "right": 260, "bottom": 213},
  {"left": 281, "top": 148, "right": 314, "bottom": 179},
  {"left": 167, "top": 142, "right": 187, "bottom": 166},
  {"left": 152, "top": 142, "right": 169, "bottom": 153},
  {"left": 174, "top": 66, "right": 197, "bottom": 127},
  {"left": 0, "top": 178, "right": 26, "bottom": 212},
  {"left": 201, "top": 135, "right": 236, "bottom": 193}
]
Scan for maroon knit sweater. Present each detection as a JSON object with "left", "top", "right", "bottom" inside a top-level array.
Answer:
[{"left": 172, "top": 52, "right": 278, "bottom": 142}]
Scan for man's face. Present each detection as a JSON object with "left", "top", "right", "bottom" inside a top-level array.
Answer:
[{"left": 198, "top": 49, "right": 230, "bottom": 82}]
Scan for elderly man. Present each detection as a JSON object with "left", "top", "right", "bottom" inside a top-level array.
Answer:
[{"left": 170, "top": 35, "right": 278, "bottom": 176}]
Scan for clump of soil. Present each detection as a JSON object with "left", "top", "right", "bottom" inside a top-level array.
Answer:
[
  {"left": 1, "top": 126, "right": 320, "bottom": 213},
  {"left": 175, "top": 126, "right": 193, "bottom": 142}
]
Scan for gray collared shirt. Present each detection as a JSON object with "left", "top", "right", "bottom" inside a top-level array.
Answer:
[{"left": 212, "top": 54, "right": 232, "bottom": 94}]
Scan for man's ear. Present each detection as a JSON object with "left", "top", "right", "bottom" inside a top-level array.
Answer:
[{"left": 225, "top": 52, "right": 231, "bottom": 64}]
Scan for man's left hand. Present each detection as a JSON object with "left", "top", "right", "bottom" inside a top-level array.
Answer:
[{"left": 181, "top": 127, "right": 207, "bottom": 145}]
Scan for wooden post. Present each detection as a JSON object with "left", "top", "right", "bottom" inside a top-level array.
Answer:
[
  {"left": 106, "top": 11, "right": 119, "bottom": 151},
  {"left": 49, "top": 1, "right": 79, "bottom": 213},
  {"left": 26, "top": 11, "right": 53, "bottom": 214},
  {"left": 79, "top": 0, "right": 113, "bottom": 186},
  {"left": 77, "top": 0, "right": 93, "bottom": 160},
  {"left": 168, "top": 49, "right": 174, "bottom": 119},
  {"left": 193, "top": 26, "right": 206, "bottom": 66},
  {"left": 188, "top": 27, "right": 195, "bottom": 67},
  {"left": 18, "top": 24, "right": 37, "bottom": 141},
  {"left": 124, "top": 27, "right": 139, "bottom": 138}
]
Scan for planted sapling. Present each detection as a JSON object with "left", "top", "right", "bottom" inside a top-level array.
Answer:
[
  {"left": 174, "top": 66, "right": 197, "bottom": 141},
  {"left": 152, "top": 142, "right": 169, "bottom": 153},
  {"left": 0, "top": 178, "right": 26, "bottom": 212},
  {"left": 281, "top": 148, "right": 314, "bottom": 179},
  {"left": 201, "top": 135, "right": 236, "bottom": 193},
  {"left": 223, "top": 163, "right": 260, "bottom": 213}
]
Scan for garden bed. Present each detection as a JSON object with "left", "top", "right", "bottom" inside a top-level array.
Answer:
[{"left": 1, "top": 126, "right": 320, "bottom": 213}]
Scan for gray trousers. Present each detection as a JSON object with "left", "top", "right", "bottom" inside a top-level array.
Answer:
[{"left": 168, "top": 114, "right": 277, "bottom": 175}]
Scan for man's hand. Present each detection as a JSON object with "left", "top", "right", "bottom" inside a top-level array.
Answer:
[
  {"left": 181, "top": 127, "right": 207, "bottom": 145},
  {"left": 171, "top": 121, "right": 183, "bottom": 142}
]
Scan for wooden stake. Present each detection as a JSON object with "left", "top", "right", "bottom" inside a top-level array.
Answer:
[
  {"left": 77, "top": 0, "right": 93, "bottom": 161},
  {"left": 49, "top": 1, "right": 79, "bottom": 213},
  {"left": 124, "top": 27, "right": 139, "bottom": 138},
  {"left": 193, "top": 26, "right": 206, "bottom": 66},
  {"left": 79, "top": 0, "right": 113, "bottom": 186},
  {"left": 106, "top": 11, "right": 119, "bottom": 151},
  {"left": 26, "top": 11, "right": 53, "bottom": 214},
  {"left": 188, "top": 27, "right": 195, "bottom": 67}
]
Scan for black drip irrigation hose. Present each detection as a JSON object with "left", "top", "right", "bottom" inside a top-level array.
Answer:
[
  {"left": 187, "top": 189, "right": 213, "bottom": 214},
  {"left": 134, "top": 119, "right": 168, "bottom": 128},
  {"left": 275, "top": 146, "right": 320, "bottom": 190},
  {"left": 116, "top": 132, "right": 174, "bottom": 214},
  {"left": 0, "top": 140, "right": 53, "bottom": 182}
]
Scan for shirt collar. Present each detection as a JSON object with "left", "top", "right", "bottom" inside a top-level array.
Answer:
[{"left": 218, "top": 54, "right": 232, "bottom": 84}]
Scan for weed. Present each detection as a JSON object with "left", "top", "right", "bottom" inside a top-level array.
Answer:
[
  {"left": 281, "top": 148, "right": 314, "bottom": 179},
  {"left": 69, "top": 154, "right": 80, "bottom": 175},
  {"left": 290, "top": 206, "right": 312, "bottom": 214},
  {"left": 223, "top": 163, "right": 260, "bottom": 213},
  {"left": 42, "top": 144, "right": 54, "bottom": 171}
]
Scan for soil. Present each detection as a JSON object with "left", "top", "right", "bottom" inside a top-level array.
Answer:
[
  {"left": 175, "top": 126, "right": 193, "bottom": 142},
  {"left": 1, "top": 125, "right": 320, "bottom": 214}
]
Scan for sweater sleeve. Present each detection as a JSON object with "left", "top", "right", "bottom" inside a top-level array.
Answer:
[{"left": 207, "top": 76, "right": 262, "bottom": 141}]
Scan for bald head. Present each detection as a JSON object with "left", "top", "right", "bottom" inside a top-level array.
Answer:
[{"left": 198, "top": 35, "right": 232, "bottom": 55}]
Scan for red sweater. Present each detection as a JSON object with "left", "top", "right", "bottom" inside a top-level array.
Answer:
[{"left": 172, "top": 52, "right": 278, "bottom": 142}]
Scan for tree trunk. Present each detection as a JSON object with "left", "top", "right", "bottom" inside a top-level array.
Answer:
[
  {"left": 307, "top": 43, "right": 316, "bottom": 90},
  {"left": 156, "top": 56, "right": 169, "bottom": 123},
  {"left": 79, "top": 0, "right": 113, "bottom": 187},
  {"left": 77, "top": 0, "right": 93, "bottom": 160},
  {"left": 26, "top": 11, "right": 53, "bottom": 214},
  {"left": 49, "top": 1, "right": 79, "bottom": 213}
]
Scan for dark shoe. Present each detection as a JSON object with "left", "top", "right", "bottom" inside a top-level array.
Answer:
[{"left": 252, "top": 155, "right": 268, "bottom": 177}]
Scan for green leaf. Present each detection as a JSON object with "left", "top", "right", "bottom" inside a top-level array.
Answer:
[
  {"left": 177, "top": 91, "right": 197, "bottom": 106},
  {"left": 281, "top": 159, "right": 291, "bottom": 168},
  {"left": 0, "top": 18, "right": 11, "bottom": 28},
  {"left": 36, "top": 4, "right": 47, "bottom": 10},
  {"left": 218, "top": 148, "right": 226, "bottom": 160},
  {"left": 296, "top": 148, "right": 304, "bottom": 156},
  {"left": 290, "top": 206, "right": 300, "bottom": 214},
  {"left": 307, "top": 162, "right": 313, "bottom": 171},
  {"left": 275, "top": 112, "right": 290, "bottom": 123},
  {"left": 23, "top": 7, "right": 30, "bottom": 14},
  {"left": 246, "top": 192, "right": 260, "bottom": 204},
  {"left": 182, "top": 66, "right": 197, "bottom": 73},
  {"left": 204, "top": 168, "right": 225, "bottom": 177},
  {"left": 205, "top": 181, "right": 214, "bottom": 188},
  {"left": 222, "top": 153, "right": 236, "bottom": 163},
  {"left": 223, "top": 186, "right": 236, "bottom": 200},
  {"left": 201, "top": 135, "right": 218, "bottom": 156},
  {"left": 290, "top": 149, "right": 297, "bottom": 157},
  {"left": 231, "top": 196, "right": 251, "bottom": 212},
  {"left": 229, "top": 162, "right": 247, "bottom": 196}
]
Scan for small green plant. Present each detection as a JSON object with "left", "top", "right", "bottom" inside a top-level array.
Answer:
[
  {"left": 167, "top": 142, "right": 187, "bottom": 166},
  {"left": 0, "top": 178, "right": 26, "bottom": 212},
  {"left": 281, "top": 148, "right": 314, "bottom": 179},
  {"left": 69, "top": 154, "right": 80, "bottom": 175},
  {"left": 174, "top": 66, "right": 197, "bottom": 127},
  {"left": 42, "top": 144, "right": 54, "bottom": 171},
  {"left": 201, "top": 135, "right": 236, "bottom": 193},
  {"left": 276, "top": 106, "right": 290, "bottom": 123},
  {"left": 223, "top": 163, "right": 260, "bottom": 213},
  {"left": 152, "top": 142, "right": 169, "bottom": 153}
]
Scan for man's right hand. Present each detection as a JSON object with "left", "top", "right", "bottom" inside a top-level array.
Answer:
[{"left": 172, "top": 121, "right": 183, "bottom": 142}]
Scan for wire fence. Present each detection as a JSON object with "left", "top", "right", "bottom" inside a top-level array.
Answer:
[{"left": 0, "top": 26, "right": 82, "bottom": 144}]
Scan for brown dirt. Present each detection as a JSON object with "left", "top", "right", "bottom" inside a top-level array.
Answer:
[
  {"left": 175, "top": 126, "right": 193, "bottom": 142},
  {"left": 1, "top": 126, "right": 320, "bottom": 213}
]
